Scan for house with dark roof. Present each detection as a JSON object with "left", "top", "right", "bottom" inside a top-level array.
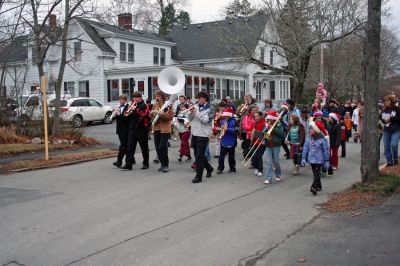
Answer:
[{"left": 0, "top": 13, "right": 291, "bottom": 105}]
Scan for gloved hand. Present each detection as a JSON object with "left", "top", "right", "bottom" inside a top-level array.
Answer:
[
  {"left": 324, "top": 161, "right": 331, "bottom": 170},
  {"left": 301, "top": 159, "right": 306, "bottom": 167}
]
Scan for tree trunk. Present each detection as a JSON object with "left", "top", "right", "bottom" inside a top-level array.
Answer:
[
  {"left": 52, "top": 0, "right": 70, "bottom": 135},
  {"left": 361, "top": 0, "right": 381, "bottom": 182}
]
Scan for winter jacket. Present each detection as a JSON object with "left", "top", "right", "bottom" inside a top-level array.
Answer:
[
  {"left": 381, "top": 107, "right": 400, "bottom": 133},
  {"left": 220, "top": 118, "right": 237, "bottom": 147},
  {"left": 352, "top": 108, "right": 359, "bottom": 125},
  {"left": 265, "top": 122, "right": 285, "bottom": 147},
  {"left": 188, "top": 103, "right": 213, "bottom": 137},
  {"left": 327, "top": 121, "right": 341, "bottom": 148},
  {"left": 302, "top": 134, "right": 330, "bottom": 165},
  {"left": 242, "top": 114, "right": 255, "bottom": 139},
  {"left": 287, "top": 123, "right": 306, "bottom": 146},
  {"left": 151, "top": 101, "right": 174, "bottom": 134},
  {"left": 128, "top": 100, "right": 149, "bottom": 129},
  {"left": 344, "top": 118, "right": 353, "bottom": 131},
  {"left": 340, "top": 122, "right": 346, "bottom": 141},
  {"left": 252, "top": 119, "right": 266, "bottom": 145}
]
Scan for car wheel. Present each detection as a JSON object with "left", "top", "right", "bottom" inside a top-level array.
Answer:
[
  {"left": 103, "top": 112, "right": 113, "bottom": 124},
  {"left": 73, "top": 115, "right": 83, "bottom": 128}
]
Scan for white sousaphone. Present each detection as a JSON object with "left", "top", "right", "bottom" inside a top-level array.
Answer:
[{"left": 151, "top": 66, "right": 186, "bottom": 128}]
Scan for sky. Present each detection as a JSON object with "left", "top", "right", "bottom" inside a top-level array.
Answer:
[{"left": 185, "top": 0, "right": 400, "bottom": 35}]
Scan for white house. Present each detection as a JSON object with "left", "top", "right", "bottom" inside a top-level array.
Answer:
[{"left": 0, "top": 13, "right": 291, "bottom": 105}]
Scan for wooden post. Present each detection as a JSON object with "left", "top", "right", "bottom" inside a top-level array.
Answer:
[{"left": 41, "top": 75, "right": 49, "bottom": 161}]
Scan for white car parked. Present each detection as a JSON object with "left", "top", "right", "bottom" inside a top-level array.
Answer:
[{"left": 60, "top": 98, "right": 113, "bottom": 127}]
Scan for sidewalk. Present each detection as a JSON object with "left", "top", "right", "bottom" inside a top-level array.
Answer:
[{"left": 247, "top": 194, "right": 400, "bottom": 266}]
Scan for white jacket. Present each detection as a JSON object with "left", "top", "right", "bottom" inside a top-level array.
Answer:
[
  {"left": 352, "top": 108, "right": 359, "bottom": 126},
  {"left": 188, "top": 103, "right": 213, "bottom": 137}
]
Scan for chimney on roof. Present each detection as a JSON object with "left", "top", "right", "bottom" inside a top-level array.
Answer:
[
  {"left": 118, "top": 13, "right": 133, "bottom": 30},
  {"left": 49, "top": 14, "right": 57, "bottom": 30}
]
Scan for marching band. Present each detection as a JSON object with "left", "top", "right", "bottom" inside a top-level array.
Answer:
[{"left": 111, "top": 67, "right": 398, "bottom": 196}]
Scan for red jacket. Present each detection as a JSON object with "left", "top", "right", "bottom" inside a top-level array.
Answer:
[
  {"left": 252, "top": 119, "right": 266, "bottom": 145},
  {"left": 242, "top": 114, "right": 255, "bottom": 139}
]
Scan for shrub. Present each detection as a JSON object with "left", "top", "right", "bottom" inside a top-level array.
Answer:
[{"left": 0, "top": 126, "right": 28, "bottom": 144}]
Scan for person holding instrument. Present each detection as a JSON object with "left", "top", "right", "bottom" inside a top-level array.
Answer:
[
  {"left": 122, "top": 92, "right": 150, "bottom": 170},
  {"left": 113, "top": 94, "right": 130, "bottom": 168},
  {"left": 188, "top": 91, "right": 214, "bottom": 184},
  {"left": 217, "top": 107, "right": 237, "bottom": 174},
  {"left": 151, "top": 90, "right": 174, "bottom": 173},
  {"left": 264, "top": 110, "right": 285, "bottom": 184},
  {"left": 251, "top": 111, "right": 266, "bottom": 177}
]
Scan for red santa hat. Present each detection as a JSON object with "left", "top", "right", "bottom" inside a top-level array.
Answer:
[
  {"left": 266, "top": 110, "right": 279, "bottom": 121},
  {"left": 329, "top": 112, "right": 341, "bottom": 122},
  {"left": 222, "top": 107, "right": 234, "bottom": 117},
  {"left": 281, "top": 103, "right": 289, "bottom": 110},
  {"left": 309, "top": 120, "right": 327, "bottom": 135}
]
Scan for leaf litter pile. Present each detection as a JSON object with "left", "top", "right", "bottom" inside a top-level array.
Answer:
[{"left": 320, "top": 165, "right": 400, "bottom": 213}]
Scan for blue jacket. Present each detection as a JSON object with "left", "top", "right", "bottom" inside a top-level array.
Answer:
[
  {"left": 220, "top": 118, "right": 237, "bottom": 147},
  {"left": 302, "top": 134, "right": 330, "bottom": 164}
]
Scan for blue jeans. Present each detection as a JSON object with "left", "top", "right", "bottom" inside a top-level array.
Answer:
[
  {"left": 383, "top": 131, "right": 400, "bottom": 164},
  {"left": 265, "top": 146, "right": 281, "bottom": 181}
]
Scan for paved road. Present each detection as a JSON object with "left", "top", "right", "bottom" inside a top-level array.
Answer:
[{"left": 0, "top": 141, "right": 383, "bottom": 266}]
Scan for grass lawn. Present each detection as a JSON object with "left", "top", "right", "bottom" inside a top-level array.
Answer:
[
  {"left": 0, "top": 149, "right": 118, "bottom": 173},
  {"left": 0, "top": 143, "right": 80, "bottom": 157}
]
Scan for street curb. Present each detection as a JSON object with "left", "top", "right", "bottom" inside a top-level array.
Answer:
[{"left": 4, "top": 154, "right": 117, "bottom": 174}]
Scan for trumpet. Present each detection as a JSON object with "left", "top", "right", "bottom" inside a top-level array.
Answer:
[
  {"left": 124, "top": 102, "right": 137, "bottom": 117},
  {"left": 181, "top": 103, "right": 199, "bottom": 114},
  {"left": 110, "top": 106, "right": 121, "bottom": 120},
  {"left": 214, "top": 112, "right": 221, "bottom": 122},
  {"left": 238, "top": 104, "right": 249, "bottom": 116},
  {"left": 217, "top": 120, "right": 229, "bottom": 140}
]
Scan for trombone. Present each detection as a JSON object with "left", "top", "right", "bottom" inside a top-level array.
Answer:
[{"left": 241, "top": 111, "right": 284, "bottom": 166}]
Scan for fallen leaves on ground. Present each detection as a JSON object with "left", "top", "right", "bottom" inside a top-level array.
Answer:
[
  {"left": 319, "top": 190, "right": 385, "bottom": 213},
  {"left": 380, "top": 164, "right": 400, "bottom": 176},
  {"left": 0, "top": 143, "right": 80, "bottom": 157},
  {"left": 0, "top": 149, "right": 118, "bottom": 173}
]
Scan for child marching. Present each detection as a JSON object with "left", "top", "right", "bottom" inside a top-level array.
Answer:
[
  {"left": 217, "top": 107, "right": 237, "bottom": 174},
  {"left": 174, "top": 103, "right": 192, "bottom": 162},
  {"left": 327, "top": 113, "right": 342, "bottom": 172},
  {"left": 286, "top": 115, "right": 306, "bottom": 175},
  {"left": 301, "top": 121, "right": 331, "bottom": 195},
  {"left": 264, "top": 111, "right": 285, "bottom": 184},
  {"left": 251, "top": 111, "right": 267, "bottom": 177}
]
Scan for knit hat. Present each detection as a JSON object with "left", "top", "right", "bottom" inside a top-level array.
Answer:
[
  {"left": 345, "top": 111, "right": 350, "bottom": 115},
  {"left": 222, "top": 107, "right": 234, "bottom": 117},
  {"left": 313, "top": 111, "right": 323, "bottom": 117},
  {"left": 329, "top": 112, "right": 341, "bottom": 122},
  {"left": 266, "top": 110, "right": 279, "bottom": 121},
  {"left": 281, "top": 103, "right": 289, "bottom": 110}
]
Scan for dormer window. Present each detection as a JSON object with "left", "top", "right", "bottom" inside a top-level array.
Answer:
[
  {"left": 270, "top": 50, "right": 274, "bottom": 66},
  {"left": 260, "top": 48, "right": 265, "bottom": 64},
  {"left": 120, "top": 42, "right": 126, "bottom": 61}
]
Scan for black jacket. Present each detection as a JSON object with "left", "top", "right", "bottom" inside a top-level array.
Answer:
[
  {"left": 327, "top": 121, "right": 341, "bottom": 147},
  {"left": 128, "top": 100, "right": 149, "bottom": 129},
  {"left": 115, "top": 104, "right": 130, "bottom": 134},
  {"left": 381, "top": 107, "right": 400, "bottom": 133}
]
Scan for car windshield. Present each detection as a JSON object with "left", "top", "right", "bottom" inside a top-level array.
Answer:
[
  {"left": 48, "top": 100, "right": 68, "bottom": 107},
  {"left": 17, "top": 96, "right": 29, "bottom": 107}
]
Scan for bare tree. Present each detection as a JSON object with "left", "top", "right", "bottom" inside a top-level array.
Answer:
[
  {"left": 237, "top": 0, "right": 366, "bottom": 102},
  {"left": 361, "top": 0, "right": 382, "bottom": 181}
]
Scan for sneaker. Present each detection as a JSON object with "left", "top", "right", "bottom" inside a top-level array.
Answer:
[
  {"left": 257, "top": 172, "right": 263, "bottom": 177},
  {"left": 161, "top": 166, "right": 169, "bottom": 173},
  {"left": 178, "top": 157, "right": 182, "bottom": 162},
  {"left": 387, "top": 162, "right": 394, "bottom": 167},
  {"left": 332, "top": 167, "right": 338, "bottom": 171},
  {"left": 228, "top": 168, "right": 236, "bottom": 173},
  {"left": 310, "top": 186, "right": 317, "bottom": 195},
  {"left": 276, "top": 177, "right": 281, "bottom": 181},
  {"left": 217, "top": 169, "right": 223, "bottom": 174},
  {"left": 254, "top": 169, "right": 259, "bottom": 175},
  {"left": 264, "top": 179, "right": 270, "bottom": 184},
  {"left": 394, "top": 160, "right": 399, "bottom": 165}
]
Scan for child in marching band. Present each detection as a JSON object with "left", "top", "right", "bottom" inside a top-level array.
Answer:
[
  {"left": 213, "top": 102, "right": 227, "bottom": 158},
  {"left": 251, "top": 111, "right": 266, "bottom": 177},
  {"left": 327, "top": 113, "right": 342, "bottom": 171},
  {"left": 241, "top": 105, "right": 257, "bottom": 160},
  {"left": 174, "top": 104, "right": 192, "bottom": 162},
  {"left": 301, "top": 121, "right": 330, "bottom": 195},
  {"left": 343, "top": 112, "right": 353, "bottom": 142},
  {"left": 264, "top": 111, "right": 285, "bottom": 184},
  {"left": 217, "top": 107, "right": 237, "bottom": 174},
  {"left": 286, "top": 115, "right": 306, "bottom": 175}
]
